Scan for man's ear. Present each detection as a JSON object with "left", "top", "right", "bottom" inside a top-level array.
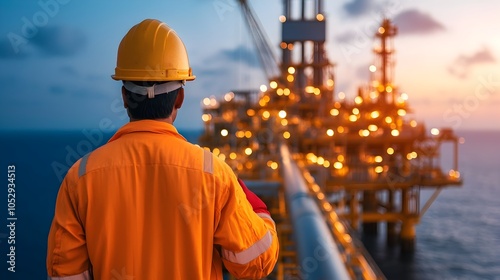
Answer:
[
  {"left": 175, "top": 87, "right": 184, "bottom": 109},
  {"left": 121, "top": 86, "right": 128, "bottom": 108}
]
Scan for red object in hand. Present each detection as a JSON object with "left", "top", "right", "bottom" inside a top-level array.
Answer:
[{"left": 237, "top": 178, "right": 270, "bottom": 215}]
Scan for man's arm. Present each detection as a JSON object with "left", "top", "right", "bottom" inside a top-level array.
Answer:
[
  {"left": 214, "top": 174, "right": 279, "bottom": 279},
  {"left": 47, "top": 162, "right": 91, "bottom": 279}
]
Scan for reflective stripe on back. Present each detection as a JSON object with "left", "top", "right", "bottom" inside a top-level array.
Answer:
[
  {"left": 49, "top": 270, "right": 91, "bottom": 280},
  {"left": 78, "top": 153, "right": 91, "bottom": 178},
  {"left": 221, "top": 230, "right": 273, "bottom": 265},
  {"left": 203, "top": 149, "right": 213, "bottom": 174}
]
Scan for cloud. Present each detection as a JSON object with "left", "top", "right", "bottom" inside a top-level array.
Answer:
[
  {"left": 0, "top": 25, "right": 86, "bottom": 59},
  {"left": 216, "top": 45, "right": 260, "bottom": 68},
  {"left": 343, "top": 0, "right": 381, "bottom": 17},
  {"left": 393, "top": 9, "right": 445, "bottom": 35},
  {"left": 448, "top": 47, "right": 496, "bottom": 78},
  {"left": 31, "top": 26, "right": 86, "bottom": 56}
]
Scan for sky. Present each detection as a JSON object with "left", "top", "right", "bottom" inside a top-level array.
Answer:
[{"left": 0, "top": 0, "right": 499, "bottom": 132}]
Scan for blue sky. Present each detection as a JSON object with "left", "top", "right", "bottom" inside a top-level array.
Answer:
[{"left": 1, "top": 0, "right": 499, "bottom": 131}]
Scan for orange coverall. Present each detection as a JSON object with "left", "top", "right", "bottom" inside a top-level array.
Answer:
[{"left": 47, "top": 120, "right": 279, "bottom": 279}]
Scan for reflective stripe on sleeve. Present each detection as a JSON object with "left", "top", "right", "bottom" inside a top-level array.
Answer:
[
  {"left": 78, "top": 153, "right": 91, "bottom": 178},
  {"left": 257, "top": 213, "right": 276, "bottom": 230},
  {"left": 221, "top": 230, "right": 273, "bottom": 265},
  {"left": 48, "top": 270, "right": 91, "bottom": 280},
  {"left": 203, "top": 149, "right": 213, "bottom": 174}
]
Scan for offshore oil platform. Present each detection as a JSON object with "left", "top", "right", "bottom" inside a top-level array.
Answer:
[{"left": 199, "top": 1, "right": 462, "bottom": 279}]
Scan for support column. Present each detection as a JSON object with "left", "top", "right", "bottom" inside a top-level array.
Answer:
[
  {"left": 400, "top": 220, "right": 416, "bottom": 253},
  {"left": 386, "top": 190, "right": 398, "bottom": 245},
  {"left": 363, "top": 190, "right": 378, "bottom": 235},
  {"left": 401, "top": 189, "right": 416, "bottom": 252}
]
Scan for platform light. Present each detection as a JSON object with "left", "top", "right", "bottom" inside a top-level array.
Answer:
[
  {"left": 369, "top": 91, "right": 378, "bottom": 99},
  {"left": 277, "top": 88, "right": 283, "bottom": 96},
  {"left": 354, "top": 96, "right": 363, "bottom": 104},
  {"left": 247, "top": 109, "right": 255, "bottom": 116},
  {"left": 337, "top": 126, "right": 345, "bottom": 133},
  {"left": 368, "top": 124, "right": 378, "bottom": 132},
  {"left": 385, "top": 116, "right": 393, "bottom": 123},
  {"left": 369, "top": 65, "right": 377, "bottom": 72},
  {"left": 338, "top": 91, "right": 346, "bottom": 99},
  {"left": 316, "top": 13, "right": 324, "bottom": 21},
  {"left": 391, "top": 129, "right": 400, "bottom": 136},
  {"left": 313, "top": 87, "right": 321, "bottom": 95},
  {"left": 410, "top": 120, "right": 417, "bottom": 127},
  {"left": 375, "top": 166, "right": 384, "bottom": 173},
  {"left": 449, "top": 169, "right": 461, "bottom": 179},
  {"left": 288, "top": 66, "right": 296, "bottom": 74},
  {"left": 352, "top": 108, "right": 360, "bottom": 115},
  {"left": 283, "top": 88, "right": 291, "bottom": 96},
  {"left": 387, "top": 147, "right": 394, "bottom": 155},
  {"left": 270, "top": 162, "right": 278, "bottom": 170},
  {"left": 327, "top": 79, "right": 334, "bottom": 87},
  {"left": 317, "top": 157, "right": 325, "bottom": 165},
  {"left": 229, "top": 152, "right": 237, "bottom": 160},
  {"left": 245, "top": 131, "right": 252, "bottom": 138},
  {"left": 260, "top": 84, "right": 267, "bottom": 92},
  {"left": 330, "top": 108, "right": 340, "bottom": 116},
  {"left": 283, "top": 131, "right": 291, "bottom": 139},
  {"left": 287, "top": 75, "right": 294, "bottom": 82},
  {"left": 431, "top": 128, "right": 440, "bottom": 136},
  {"left": 281, "top": 119, "right": 288, "bottom": 126},
  {"left": 397, "top": 109, "right": 407, "bottom": 116},
  {"left": 305, "top": 86, "right": 315, "bottom": 94},
  {"left": 270, "top": 81, "right": 278, "bottom": 89},
  {"left": 244, "top": 148, "right": 252, "bottom": 155},
  {"left": 334, "top": 162, "right": 343, "bottom": 169},
  {"left": 280, "top": 42, "right": 287, "bottom": 49},
  {"left": 201, "top": 114, "right": 212, "bottom": 122},
  {"left": 202, "top": 97, "right": 211, "bottom": 106},
  {"left": 236, "top": 131, "right": 245, "bottom": 138},
  {"left": 401, "top": 92, "right": 409, "bottom": 100},
  {"left": 359, "top": 129, "right": 370, "bottom": 137},
  {"left": 279, "top": 15, "right": 286, "bottom": 22},
  {"left": 306, "top": 153, "right": 316, "bottom": 161},
  {"left": 210, "top": 97, "right": 217, "bottom": 107},
  {"left": 287, "top": 43, "right": 294, "bottom": 50},
  {"left": 371, "top": 111, "right": 380, "bottom": 118},
  {"left": 378, "top": 27, "right": 385, "bottom": 34},
  {"left": 326, "top": 129, "right": 334, "bottom": 136},
  {"left": 337, "top": 154, "right": 345, "bottom": 162},
  {"left": 323, "top": 160, "right": 330, "bottom": 168},
  {"left": 386, "top": 86, "right": 393, "bottom": 93},
  {"left": 224, "top": 92, "right": 234, "bottom": 102},
  {"left": 375, "top": 156, "right": 383, "bottom": 163},
  {"left": 262, "top": 111, "right": 270, "bottom": 119},
  {"left": 349, "top": 115, "right": 357, "bottom": 122},
  {"left": 212, "top": 148, "right": 220, "bottom": 156},
  {"left": 218, "top": 153, "right": 226, "bottom": 161},
  {"left": 220, "top": 129, "right": 228, "bottom": 137},
  {"left": 245, "top": 162, "right": 253, "bottom": 170}
]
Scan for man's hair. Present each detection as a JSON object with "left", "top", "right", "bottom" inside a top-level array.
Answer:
[{"left": 123, "top": 81, "right": 180, "bottom": 120}]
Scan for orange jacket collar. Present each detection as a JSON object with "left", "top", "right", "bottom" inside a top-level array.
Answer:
[{"left": 108, "top": 120, "right": 186, "bottom": 143}]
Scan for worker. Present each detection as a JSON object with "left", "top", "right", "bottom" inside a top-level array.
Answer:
[{"left": 46, "top": 19, "right": 279, "bottom": 279}]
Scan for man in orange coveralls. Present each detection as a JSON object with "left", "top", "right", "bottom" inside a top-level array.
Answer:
[{"left": 46, "top": 19, "right": 279, "bottom": 280}]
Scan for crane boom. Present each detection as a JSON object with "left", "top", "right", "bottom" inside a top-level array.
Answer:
[{"left": 238, "top": 0, "right": 281, "bottom": 81}]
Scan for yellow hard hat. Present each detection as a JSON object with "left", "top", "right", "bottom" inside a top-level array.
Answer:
[{"left": 112, "top": 19, "right": 195, "bottom": 82}]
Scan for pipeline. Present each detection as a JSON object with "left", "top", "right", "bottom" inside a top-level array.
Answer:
[{"left": 280, "top": 144, "right": 351, "bottom": 280}]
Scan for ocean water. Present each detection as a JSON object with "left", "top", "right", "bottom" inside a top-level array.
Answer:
[{"left": 0, "top": 129, "right": 498, "bottom": 280}]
